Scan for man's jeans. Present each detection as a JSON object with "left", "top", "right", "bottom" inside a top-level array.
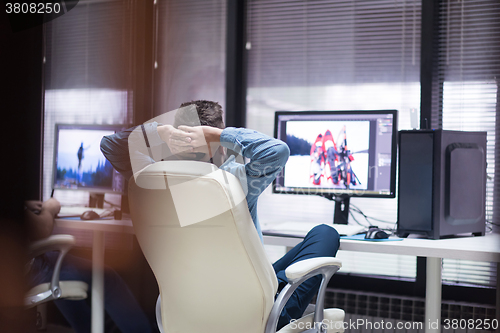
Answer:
[{"left": 273, "top": 224, "right": 340, "bottom": 330}]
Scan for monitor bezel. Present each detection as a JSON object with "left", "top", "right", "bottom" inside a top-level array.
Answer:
[
  {"left": 272, "top": 109, "right": 398, "bottom": 199},
  {"left": 52, "top": 123, "right": 126, "bottom": 194}
]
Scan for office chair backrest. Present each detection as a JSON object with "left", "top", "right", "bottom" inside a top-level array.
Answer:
[{"left": 129, "top": 161, "right": 278, "bottom": 333}]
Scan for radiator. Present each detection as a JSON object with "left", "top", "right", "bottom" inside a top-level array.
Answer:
[{"left": 321, "top": 288, "right": 496, "bottom": 333}]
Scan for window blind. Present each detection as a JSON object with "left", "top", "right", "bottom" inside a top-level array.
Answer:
[
  {"left": 45, "top": 0, "right": 133, "bottom": 90},
  {"left": 247, "top": 0, "right": 421, "bottom": 280},
  {"left": 246, "top": 0, "right": 421, "bottom": 146},
  {"left": 43, "top": 0, "right": 134, "bottom": 205},
  {"left": 247, "top": 0, "right": 421, "bottom": 87},
  {"left": 435, "top": 0, "right": 499, "bottom": 229},
  {"left": 432, "top": 0, "right": 500, "bottom": 288},
  {"left": 153, "top": 0, "right": 226, "bottom": 116}
]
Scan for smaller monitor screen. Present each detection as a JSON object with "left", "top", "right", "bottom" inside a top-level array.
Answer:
[
  {"left": 274, "top": 110, "right": 397, "bottom": 198},
  {"left": 53, "top": 124, "right": 124, "bottom": 193}
]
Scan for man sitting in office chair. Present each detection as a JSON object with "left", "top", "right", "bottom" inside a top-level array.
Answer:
[{"left": 100, "top": 100, "right": 341, "bottom": 330}]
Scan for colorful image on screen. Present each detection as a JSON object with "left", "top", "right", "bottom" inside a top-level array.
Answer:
[
  {"left": 284, "top": 120, "right": 370, "bottom": 190},
  {"left": 55, "top": 128, "right": 115, "bottom": 190}
]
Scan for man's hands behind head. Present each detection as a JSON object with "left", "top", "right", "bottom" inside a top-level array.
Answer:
[{"left": 158, "top": 125, "right": 222, "bottom": 160}]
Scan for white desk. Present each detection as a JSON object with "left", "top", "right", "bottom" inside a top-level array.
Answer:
[
  {"left": 55, "top": 217, "right": 133, "bottom": 333},
  {"left": 55, "top": 216, "right": 499, "bottom": 333},
  {"left": 264, "top": 232, "right": 500, "bottom": 333}
]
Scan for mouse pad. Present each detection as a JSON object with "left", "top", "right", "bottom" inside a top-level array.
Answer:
[
  {"left": 341, "top": 234, "right": 404, "bottom": 241},
  {"left": 59, "top": 216, "right": 112, "bottom": 220}
]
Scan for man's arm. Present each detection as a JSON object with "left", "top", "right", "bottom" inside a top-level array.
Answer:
[
  {"left": 100, "top": 126, "right": 137, "bottom": 180},
  {"left": 219, "top": 127, "right": 290, "bottom": 197},
  {"left": 100, "top": 122, "right": 177, "bottom": 179},
  {"left": 169, "top": 125, "right": 290, "bottom": 197}
]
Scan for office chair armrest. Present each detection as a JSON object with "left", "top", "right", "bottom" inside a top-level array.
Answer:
[
  {"left": 29, "top": 235, "right": 76, "bottom": 300},
  {"left": 285, "top": 257, "right": 342, "bottom": 283},
  {"left": 29, "top": 235, "right": 76, "bottom": 258},
  {"left": 265, "top": 257, "right": 342, "bottom": 333}
]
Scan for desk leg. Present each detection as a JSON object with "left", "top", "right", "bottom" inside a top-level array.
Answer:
[
  {"left": 425, "top": 257, "right": 442, "bottom": 333},
  {"left": 91, "top": 230, "right": 105, "bottom": 333}
]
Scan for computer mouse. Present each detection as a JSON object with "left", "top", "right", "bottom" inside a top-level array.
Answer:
[
  {"left": 81, "top": 210, "right": 100, "bottom": 220},
  {"left": 365, "top": 226, "right": 389, "bottom": 239}
]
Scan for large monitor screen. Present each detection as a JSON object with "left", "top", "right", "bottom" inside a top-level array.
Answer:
[
  {"left": 53, "top": 124, "right": 124, "bottom": 193},
  {"left": 273, "top": 110, "right": 397, "bottom": 198}
]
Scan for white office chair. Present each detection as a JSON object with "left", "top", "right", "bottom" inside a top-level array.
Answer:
[
  {"left": 128, "top": 161, "right": 344, "bottom": 333},
  {"left": 25, "top": 235, "right": 88, "bottom": 330}
]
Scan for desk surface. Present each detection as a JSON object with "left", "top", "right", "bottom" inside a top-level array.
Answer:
[
  {"left": 55, "top": 217, "right": 134, "bottom": 234},
  {"left": 264, "top": 233, "right": 500, "bottom": 262},
  {"left": 55, "top": 216, "right": 500, "bottom": 262}
]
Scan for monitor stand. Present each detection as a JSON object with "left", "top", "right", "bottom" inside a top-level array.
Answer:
[{"left": 322, "top": 194, "right": 350, "bottom": 225}]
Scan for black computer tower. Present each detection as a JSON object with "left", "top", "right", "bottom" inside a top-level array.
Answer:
[{"left": 397, "top": 130, "right": 486, "bottom": 239}]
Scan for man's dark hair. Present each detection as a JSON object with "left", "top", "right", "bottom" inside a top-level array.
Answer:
[{"left": 175, "top": 100, "right": 225, "bottom": 129}]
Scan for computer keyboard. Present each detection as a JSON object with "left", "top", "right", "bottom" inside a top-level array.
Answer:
[{"left": 263, "top": 222, "right": 366, "bottom": 237}]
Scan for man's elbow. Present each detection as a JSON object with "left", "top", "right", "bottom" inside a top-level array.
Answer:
[
  {"left": 100, "top": 136, "right": 111, "bottom": 159},
  {"left": 275, "top": 141, "right": 290, "bottom": 166}
]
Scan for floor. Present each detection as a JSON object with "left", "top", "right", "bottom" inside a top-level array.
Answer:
[
  {"left": 45, "top": 324, "right": 75, "bottom": 333},
  {"left": 28, "top": 324, "right": 75, "bottom": 333}
]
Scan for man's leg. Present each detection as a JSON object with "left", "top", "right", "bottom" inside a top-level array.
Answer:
[{"left": 272, "top": 224, "right": 340, "bottom": 330}]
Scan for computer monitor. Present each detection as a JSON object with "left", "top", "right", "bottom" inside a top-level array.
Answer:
[
  {"left": 53, "top": 124, "right": 124, "bottom": 194},
  {"left": 273, "top": 110, "right": 398, "bottom": 224}
]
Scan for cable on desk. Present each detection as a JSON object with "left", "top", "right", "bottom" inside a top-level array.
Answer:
[
  {"left": 348, "top": 210, "right": 365, "bottom": 227},
  {"left": 103, "top": 199, "right": 120, "bottom": 208},
  {"left": 349, "top": 203, "right": 397, "bottom": 232},
  {"left": 486, "top": 219, "right": 500, "bottom": 226}
]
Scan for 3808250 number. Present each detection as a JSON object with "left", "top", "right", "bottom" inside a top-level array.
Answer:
[
  {"left": 443, "top": 318, "right": 498, "bottom": 330},
  {"left": 5, "top": 2, "right": 61, "bottom": 14}
]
